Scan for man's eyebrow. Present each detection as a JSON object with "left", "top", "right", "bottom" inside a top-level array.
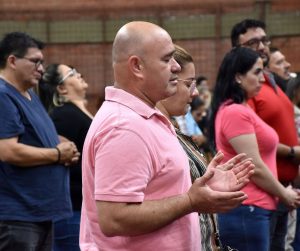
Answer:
[
  {"left": 163, "top": 50, "right": 176, "bottom": 58},
  {"left": 276, "top": 59, "right": 284, "bottom": 64}
]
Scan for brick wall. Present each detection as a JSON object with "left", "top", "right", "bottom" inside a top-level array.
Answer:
[
  {"left": 0, "top": 0, "right": 254, "bottom": 12},
  {"left": 0, "top": 0, "right": 299, "bottom": 113}
]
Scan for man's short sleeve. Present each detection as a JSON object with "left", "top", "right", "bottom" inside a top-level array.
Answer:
[
  {"left": 0, "top": 93, "right": 24, "bottom": 139},
  {"left": 94, "top": 128, "right": 153, "bottom": 203}
]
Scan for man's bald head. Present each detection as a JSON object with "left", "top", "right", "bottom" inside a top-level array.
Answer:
[
  {"left": 111, "top": 21, "right": 180, "bottom": 107},
  {"left": 112, "top": 21, "right": 170, "bottom": 64}
]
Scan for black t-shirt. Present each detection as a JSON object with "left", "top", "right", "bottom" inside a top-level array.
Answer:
[{"left": 50, "top": 102, "right": 92, "bottom": 210}]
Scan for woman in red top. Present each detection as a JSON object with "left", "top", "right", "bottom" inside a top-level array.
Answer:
[{"left": 209, "top": 47, "right": 300, "bottom": 251}]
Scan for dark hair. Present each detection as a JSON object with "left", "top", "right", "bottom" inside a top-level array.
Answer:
[
  {"left": 286, "top": 74, "right": 300, "bottom": 103},
  {"left": 39, "top": 64, "right": 62, "bottom": 111},
  {"left": 0, "top": 32, "right": 44, "bottom": 69},
  {"left": 231, "top": 19, "right": 266, "bottom": 47},
  {"left": 273, "top": 72, "right": 288, "bottom": 92},
  {"left": 269, "top": 46, "right": 279, "bottom": 54},
  {"left": 208, "top": 47, "right": 260, "bottom": 151},
  {"left": 196, "top": 75, "right": 207, "bottom": 87},
  {"left": 191, "top": 96, "right": 205, "bottom": 112}
]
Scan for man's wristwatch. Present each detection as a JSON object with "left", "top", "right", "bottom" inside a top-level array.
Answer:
[{"left": 288, "top": 147, "right": 296, "bottom": 159}]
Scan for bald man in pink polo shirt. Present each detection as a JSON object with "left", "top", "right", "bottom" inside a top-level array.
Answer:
[{"left": 80, "top": 21, "right": 251, "bottom": 251}]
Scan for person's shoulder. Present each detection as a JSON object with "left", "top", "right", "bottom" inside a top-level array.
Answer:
[
  {"left": 51, "top": 103, "right": 92, "bottom": 124},
  {"left": 0, "top": 80, "right": 10, "bottom": 94},
  {"left": 0, "top": 83, "right": 16, "bottom": 104},
  {"left": 222, "top": 102, "right": 246, "bottom": 113},
  {"left": 117, "top": 106, "right": 151, "bottom": 130},
  {"left": 92, "top": 102, "right": 162, "bottom": 143},
  {"left": 51, "top": 102, "right": 75, "bottom": 115},
  {"left": 0, "top": 81, "right": 26, "bottom": 103},
  {"left": 221, "top": 103, "right": 252, "bottom": 120}
]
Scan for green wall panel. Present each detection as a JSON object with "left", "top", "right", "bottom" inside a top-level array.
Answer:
[
  {"left": 105, "top": 17, "right": 158, "bottom": 42},
  {"left": 267, "top": 12, "right": 300, "bottom": 36},
  {"left": 164, "top": 15, "right": 215, "bottom": 39},
  {"left": 50, "top": 20, "right": 103, "bottom": 43},
  {"left": 0, "top": 9, "right": 299, "bottom": 44},
  {"left": 0, "top": 21, "right": 47, "bottom": 41},
  {"left": 221, "top": 12, "right": 259, "bottom": 37}
]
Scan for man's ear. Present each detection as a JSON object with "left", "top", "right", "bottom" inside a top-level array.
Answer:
[
  {"left": 129, "top": 56, "right": 143, "bottom": 77},
  {"left": 7, "top": 55, "right": 17, "bottom": 70}
]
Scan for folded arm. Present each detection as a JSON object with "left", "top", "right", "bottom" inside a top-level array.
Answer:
[
  {"left": 0, "top": 137, "right": 79, "bottom": 167},
  {"left": 229, "top": 133, "right": 300, "bottom": 208}
]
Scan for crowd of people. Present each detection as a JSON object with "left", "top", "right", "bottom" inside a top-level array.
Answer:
[{"left": 0, "top": 18, "right": 299, "bottom": 251}]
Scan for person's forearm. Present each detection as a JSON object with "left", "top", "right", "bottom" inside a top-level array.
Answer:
[
  {"left": 1, "top": 142, "right": 58, "bottom": 167},
  {"left": 277, "top": 143, "right": 292, "bottom": 158},
  {"left": 250, "top": 161, "right": 286, "bottom": 201},
  {"left": 97, "top": 193, "right": 193, "bottom": 237},
  {"left": 58, "top": 135, "right": 70, "bottom": 143}
]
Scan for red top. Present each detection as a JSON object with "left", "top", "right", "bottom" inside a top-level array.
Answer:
[
  {"left": 248, "top": 73, "right": 298, "bottom": 182},
  {"left": 215, "top": 102, "right": 278, "bottom": 210}
]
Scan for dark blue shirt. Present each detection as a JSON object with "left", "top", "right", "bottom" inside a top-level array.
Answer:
[{"left": 0, "top": 79, "right": 72, "bottom": 222}]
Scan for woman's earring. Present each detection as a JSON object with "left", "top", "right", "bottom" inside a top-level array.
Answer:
[{"left": 53, "top": 92, "right": 66, "bottom": 106}]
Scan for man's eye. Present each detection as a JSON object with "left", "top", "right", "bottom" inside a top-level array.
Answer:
[{"left": 248, "top": 40, "right": 258, "bottom": 46}]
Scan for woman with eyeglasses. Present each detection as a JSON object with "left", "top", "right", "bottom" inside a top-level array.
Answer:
[
  {"left": 209, "top": 47, "right": 300, "bottom": 251},
  {"left": 174, "top": 86, "right": 207, "bottom": 148},
  {"left": 156, "top": 44, "right": 254, "bottom": 251},
  {"left": 39, "top": 64, "right": 93, "bottom": 251}
]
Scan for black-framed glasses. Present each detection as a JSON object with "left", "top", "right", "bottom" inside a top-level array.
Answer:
[
  {"left": 15, "top": 56, "right": 44, "bottom": 69},
  {"left": 178, "top": 78, "right": 196, "bottom": 94},
  {"left": 58, "top": 68, "right": 78, "bottom": 85},
  {"left": 240, "top": 36, "right": 271, "bottom": 50}
]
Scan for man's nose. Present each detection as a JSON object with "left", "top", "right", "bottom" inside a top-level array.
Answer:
[{"left": 171, "top": 57, "right": 181, "bottom": 73}]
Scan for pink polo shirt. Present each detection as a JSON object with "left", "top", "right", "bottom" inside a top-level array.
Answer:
[{"left": 80, "top": 87, "right": 200, "bottom": 251}]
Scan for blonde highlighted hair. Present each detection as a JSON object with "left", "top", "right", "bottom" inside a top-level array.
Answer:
[{"left": 173, "top": 44, "right": 193, "bottom": 70}]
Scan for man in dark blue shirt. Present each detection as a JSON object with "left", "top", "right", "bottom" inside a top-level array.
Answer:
[{"left": 0, "top": 32, "right": 80, "bottom": 251}]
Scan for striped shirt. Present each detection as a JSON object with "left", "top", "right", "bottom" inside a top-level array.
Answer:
[{"left": 175, "top": 126, "right": 221, "bottom": 251}]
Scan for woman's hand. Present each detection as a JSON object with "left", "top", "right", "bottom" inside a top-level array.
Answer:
[{"left": 282, "top": 185, "right": 300, "bottom": 209}]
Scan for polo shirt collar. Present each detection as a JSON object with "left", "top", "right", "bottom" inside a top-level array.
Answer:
[
  {"left": 105, "top": 86, "right": 164, "bottom": 120},
  {"left": 263, "top": 70, "right": 278, "bottom": 93}
]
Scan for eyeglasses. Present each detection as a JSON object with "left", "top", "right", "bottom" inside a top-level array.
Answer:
[
  {"left": 178, "top": 78, "right": 197, "bottom": 94},
  {"left": 240, "top": 36, "right": 271, "bottom": 50},
  {"left": 58, "top": 68, "right": 78, "bottom": 85},
  {"left": 15, "top": 56, "right": 44, "bottom": 69}
]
